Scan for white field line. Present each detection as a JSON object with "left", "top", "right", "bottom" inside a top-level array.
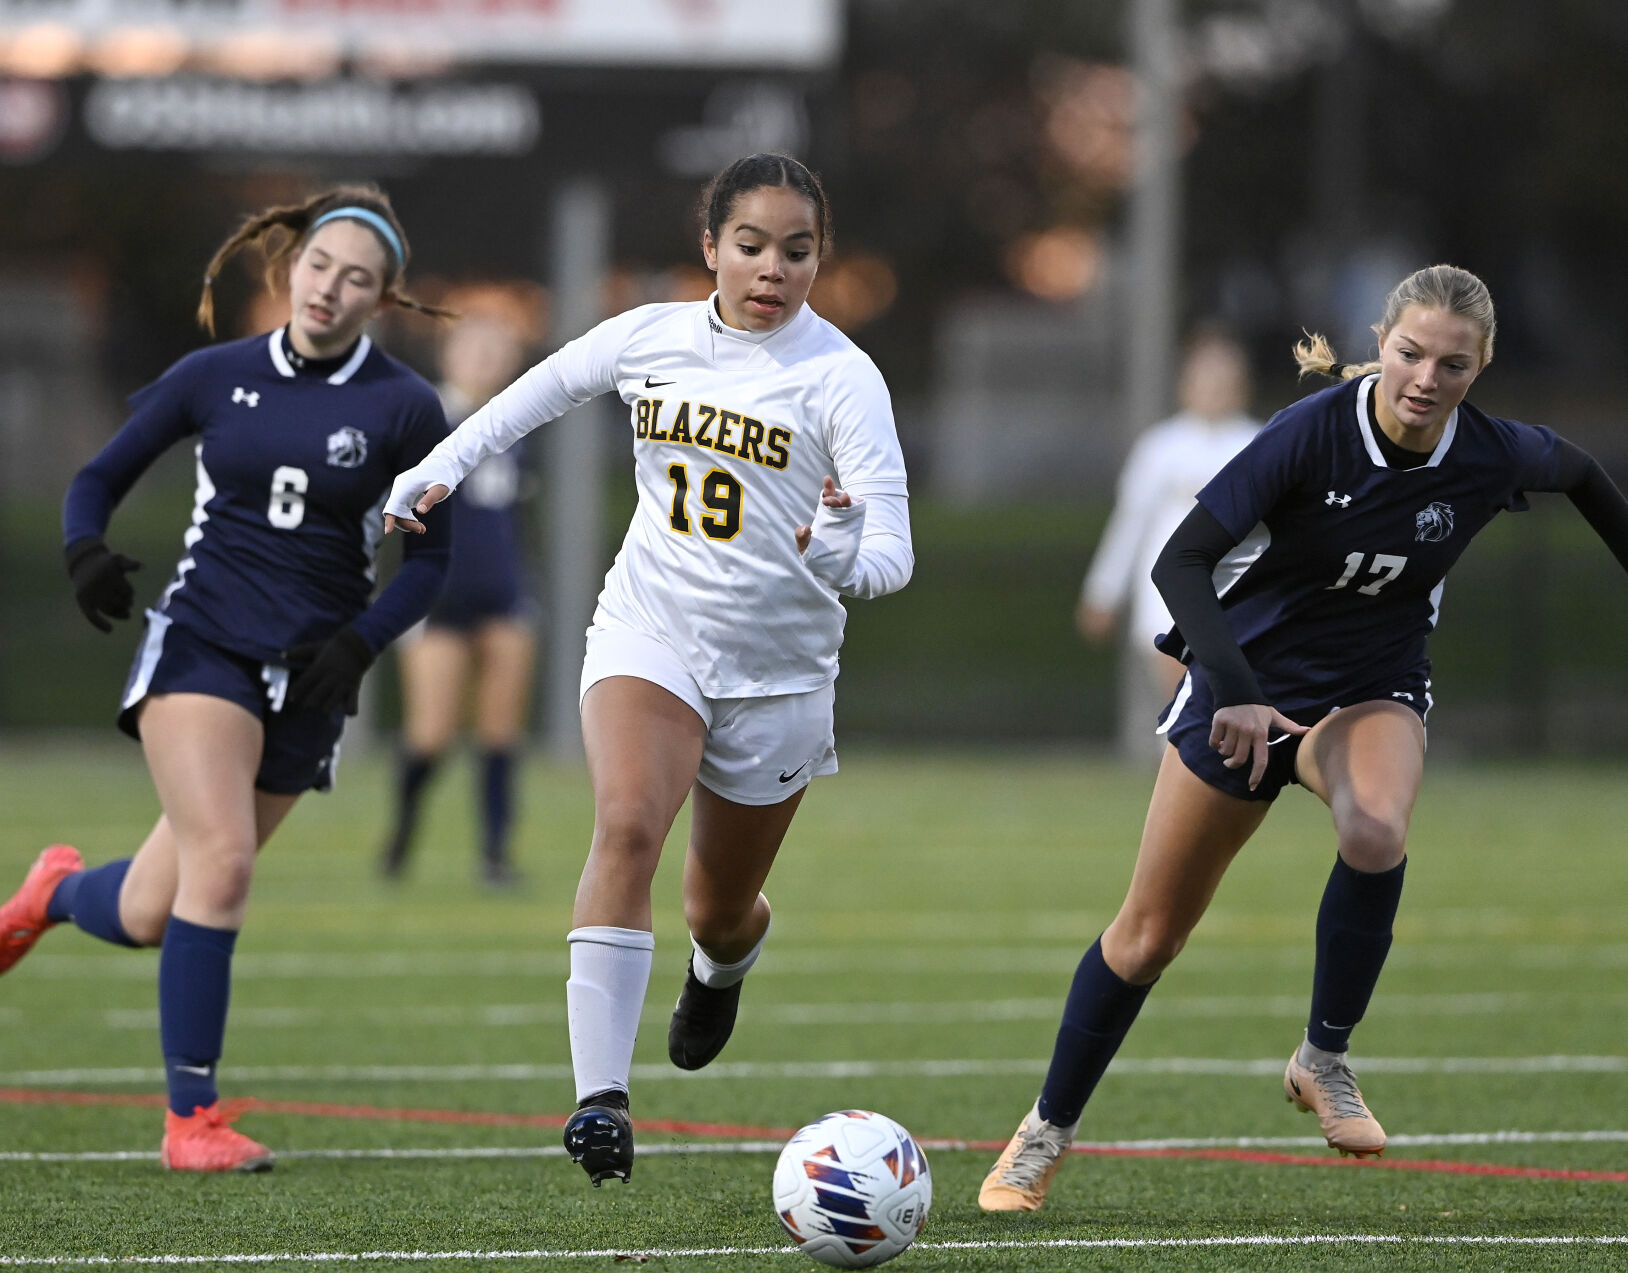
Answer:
[
  {"left": 90, "top": 990, "right": 1628, "bottom": 1031},
  {"left": 0, "top": 1235, "right": 1625, "bottom": 1265},
  {"left": 19, "top": 942, "right": 1628, "bottom": 981},
  {"left": 4, "top": 1129, "right": 1628, "bottom": 1164},
  {"left": 3, "top": 1054, "right": 1626, "bottom": 1088}
]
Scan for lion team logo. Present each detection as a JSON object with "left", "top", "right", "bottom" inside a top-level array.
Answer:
[
  {"left": 326, "top": 426, "right": 368, "bottom": 468},
  {"left": 1415, "top": 501, "right": 1454, "bottom": 542}
]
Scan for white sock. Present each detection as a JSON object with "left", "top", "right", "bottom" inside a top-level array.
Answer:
[
  {"left": 691, "top": 914, "right": 771, "bottom": 989},
  {"left": 566, "top": 926, "right": 654, "bottom": 1104},
  {"left": 1297, "top": 1035, "right": 1347, "bottom": 1068}
]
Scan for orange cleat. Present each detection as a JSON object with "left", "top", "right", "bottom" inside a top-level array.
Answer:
[
  {"left": 0, "top": 845, "right": 83, "bottom": 975},
  {"left": 160, "top": 1103, "right": 275, "bottom": 1173},
  {"left": 1285, "top": 1049, "right": 1387, "bottom": 1157}
]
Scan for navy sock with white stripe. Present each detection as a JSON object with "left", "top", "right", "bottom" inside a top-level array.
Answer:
[
  {"left": 1306, "top": 855, "right": 1406, "bottom": 1053},
  {"left": 159, "top": 917, "right": 238, "bottom": 1116},
  {"left": 1037, "top": 937, "right": 1155, "bottom": 1128}
]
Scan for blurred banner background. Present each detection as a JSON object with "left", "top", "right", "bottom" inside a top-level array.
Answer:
[{"left": 3, "top": 0, "right": 1626, "bottom": 757}]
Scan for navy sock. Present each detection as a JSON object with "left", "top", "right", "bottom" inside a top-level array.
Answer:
[
  {"left": 158, "top": 917, "right": 238, "bottom": 1116},
  {"left": 478, "top": 749, "right": 514, "bottom": 866},
  {"left": 1037, "top": 938, "right": 1155, "bottom": 1127},
  {"left": 1306, "top": 855, "right": 1406, "bottom": 1053},
  {"left": 46, "top": 860, "right": 142, "bottom": 947},
  {"left": 383, "top": 752, "right": 439, "bottom": 867}
]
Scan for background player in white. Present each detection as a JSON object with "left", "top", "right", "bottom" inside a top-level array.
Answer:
[
  {"left": 1077, "top": 329, "right": 1262, "bottom": 755},
  {"left": 979, "top": 264, "right": 1628, "bottom": 1211},
  {"left": 384, "top": 153, "right": 914, "bottom": 1187},
  {"left": 0, "top": 186, "right": 452, "bottom": 1172}
]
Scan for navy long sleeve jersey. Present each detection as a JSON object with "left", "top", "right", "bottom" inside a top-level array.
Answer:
[
  {"left": 63, "top": 329, "right": 452, "bottom": 662},
  {"left": 1155, "top": 374, "right": 1572, "bottom": 712}
]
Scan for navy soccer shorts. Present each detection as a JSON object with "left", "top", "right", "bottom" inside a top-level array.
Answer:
[
  {"left": 118, "top": 613, "right": 345, "bottom": 795},
  {"left": 1157, "top": 667, "right": 1430, "bottom": 803}
]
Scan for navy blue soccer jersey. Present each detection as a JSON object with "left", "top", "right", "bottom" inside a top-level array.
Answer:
[
  {"left": 63, "top": 329, "right": 452, "bottom": 662},
  {"left": 1157, "top": 374, "right": 1570, "bottom": 712}
]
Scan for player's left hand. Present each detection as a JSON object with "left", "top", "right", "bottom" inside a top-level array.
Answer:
[
  {"left": 283, "top": 626, "right": 375, "bottom": 716},
  {"left": 1209, "top": 702, "right": 1308, "bottom": 791},
  {"left": 795, "top": 477, "right": 853, "bottom": 552}
]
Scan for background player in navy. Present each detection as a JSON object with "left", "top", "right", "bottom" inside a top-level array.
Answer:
[
  {"left": 0, "top": 186, "right": 452, "bottom": 1172},
  {"left": 980, "top": 264, "right": 1628, "bottom": 1211},
  {"left": 380, "top": 285, "right": 540, "bottom": 887}
]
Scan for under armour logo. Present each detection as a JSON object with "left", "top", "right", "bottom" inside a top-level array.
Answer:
[
  {"left": 1325, "top": 491, "right": 1352, "bottom": 507},
  {"left": 232, "top": 387, "right": 260, "bottom": 407}
]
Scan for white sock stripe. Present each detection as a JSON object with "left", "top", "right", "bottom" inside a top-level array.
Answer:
[
  {"left": 565, "top": 926, "right": 654, "bottom": 951},
  {"left": 690, "top": 924, "right": 768, "bottom": 990}
]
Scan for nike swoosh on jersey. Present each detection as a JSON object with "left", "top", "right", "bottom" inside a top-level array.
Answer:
[
  {"left": 778, "top": 761, "right": 810, "bottom": 783},
  {"left": 644, "top": 375, "right": 675, "bottom": 388}
]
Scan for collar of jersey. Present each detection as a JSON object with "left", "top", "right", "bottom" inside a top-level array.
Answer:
[
  {"left": 703, "top": 293, "right": 813, "bottom": 349},
  {"left": 1354, "top": 373, "right": 1456, "bottom": 469},
  {"left": 267, "top": 327, "right": 372, "bottom": 384}
]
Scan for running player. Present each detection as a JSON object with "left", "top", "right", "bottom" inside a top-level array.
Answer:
[
  {"left": 384, "top": 153, "right": 913, "bottom": 1187},
  {"left": 980, "top": 264, "right": 1628, "bottom": 1211},
  {"left": 381, "top": 285, "right": 541, "bottom": 888},
  {"left": 0, "top": 186, "right": 452, "bottom": 1172}
]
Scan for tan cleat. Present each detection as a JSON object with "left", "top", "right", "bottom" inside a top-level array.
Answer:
[
  {"left": 1284, "top": 1049, "right": 1386, "bottom": 1157},
  {"left": 978, "top": 1101, "right": 1077, "bottom": 1211}
]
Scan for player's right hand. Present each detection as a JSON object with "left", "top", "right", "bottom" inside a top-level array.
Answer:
[
  {"left": 1209, "top": 703, "right": 1308, "bottom": 791},
  {"left": 65, "top": 538, "right": 142, "bottom": 633},
  {"left": 383, "top": 472, "right": 451, "bottom": 535}
]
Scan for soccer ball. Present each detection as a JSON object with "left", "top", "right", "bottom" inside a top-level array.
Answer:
[{"left": 773, "top": 1110, "right": 931, "bottom": 1268}]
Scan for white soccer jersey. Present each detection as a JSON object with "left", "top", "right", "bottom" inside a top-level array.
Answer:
[
  {"left": 1083, "top": 410, "right": 1261, "bottom": 643},
  {"left": 389, "top": 296, "right": 911, "bottom": 697}
]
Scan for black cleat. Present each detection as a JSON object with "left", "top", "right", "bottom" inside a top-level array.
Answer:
[
  {"left": 667, "top": 957, "right": 743, "bottom": 1071},
  {"left": 563, "top": 1090, "right": 634, "bottom": 1186}
]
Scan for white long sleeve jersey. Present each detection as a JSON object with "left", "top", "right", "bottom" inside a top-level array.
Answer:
[
  {"left": 389, "top": 297, "right": 912, "bottom": 698},
  {"left": 1083, "top": 411, "right": 1261, "bottom": 643}
]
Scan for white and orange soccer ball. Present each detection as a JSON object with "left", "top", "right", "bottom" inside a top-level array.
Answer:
[{"left": 772, "top": 1110, "right": 932, "bottom": 1268}]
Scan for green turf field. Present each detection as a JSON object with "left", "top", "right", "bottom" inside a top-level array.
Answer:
[{"left": 0, "top": 738, "right": 1624, "bottom": 1270}]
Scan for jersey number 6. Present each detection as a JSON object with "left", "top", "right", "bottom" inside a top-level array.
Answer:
[
  {"left": 1326, "top": 551, "right": 1407, "bottom": 595},
  {"left": 268, "top": 465, "right": 309, "bottom": 530},
  {"left": 667, "top": 463, "right": 742, "bottom": 541}
]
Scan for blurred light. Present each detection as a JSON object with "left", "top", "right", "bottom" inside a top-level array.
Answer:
[
  {"left": 2, "top": 25, "right": 83, "bottom": 78},
  {"left": 86, "top": 29, "right": 191, "bottom": 79},
  {"left": 1359, "top": 0, "right": 1452, "bottom": 37},
  {"left": 435, "top": 280, "right": 549, "bottom": 348},
  {"left": 1004, "top": 226, "right": 1103, "bottom": 303},
  {"left": 809, "top": 251, "right": 898, "bottom": 331},
  {"left": 196, "top": 32, "right": 342, "bottom": 81},
  {"left": 1035, "top": 59, "right": 1137, "bottom": 191},
  {"left": 0, "top": 76, "right": 68, "bottom": 162},
  {"left": 352, "top": 41, "right": 456, "bottom": 81}
]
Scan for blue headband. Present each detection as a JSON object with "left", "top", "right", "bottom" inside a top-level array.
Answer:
[{"left": 309, "top": 206, "right": 404, "bottom": 268}]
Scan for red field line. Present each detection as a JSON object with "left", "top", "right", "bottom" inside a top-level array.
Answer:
[{"left": 4, "top": 1088, "right": 1625, "bottom": 1182}]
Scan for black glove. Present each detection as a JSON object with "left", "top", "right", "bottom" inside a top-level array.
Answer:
[
  {"left": 65, "top": 539, "right": 142, "bottom": 633},
  {"left": 282, "top": 626, "right": 375, "bottom": 717}
]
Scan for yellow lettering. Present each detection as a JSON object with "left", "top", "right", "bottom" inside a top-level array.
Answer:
[
  {"left": 739, "top": 415, "right": 767, "bottom": 465},
  {"left": 667, "top": 401, "right": 694, "bottom": 446},
  {"left": 634, "top": 399, "right": 652, "bottom": 439},
  {"left": 764, "top": 426, "right": 791, "bottom": 470},
  {"left": 694, "top": 404, "right": 719, "bottom": 449},
  {"left": 715, "top": 410, "right": 741, "bottom": 456},
  {"left": 647, "top": 399, "right": 669, "bottom": 442}
]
